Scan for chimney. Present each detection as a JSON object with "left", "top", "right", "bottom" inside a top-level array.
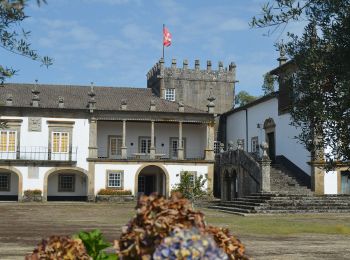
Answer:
[
  {"left": 58, "top": 96, "right": 64, "bottom": 108},
  {"left": 88, "top": 82, "right": 96, "bottom": 113},
  {"left": 150, "top": 99, "right": 156, "bottom": 111},
  {"left": 6, "top": 93, "right": 13, "bottom": 106},
  {"left": 31, "top": 80, "right": 40, "bottom": 107},
  {"left": 121, "top": 99, "right": 127, "bottom": 110}
]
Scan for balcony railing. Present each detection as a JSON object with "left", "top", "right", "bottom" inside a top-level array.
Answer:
[
  {"left": 97, "top": 147, "right": 205, "bottom": 160},
  {"left": 0, "top": 146, "right": 78, "bottom": 161}
]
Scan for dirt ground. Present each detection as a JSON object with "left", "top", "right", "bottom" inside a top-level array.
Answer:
[{"left": 0, "top": 202, "right": 349, "bottom": 260}]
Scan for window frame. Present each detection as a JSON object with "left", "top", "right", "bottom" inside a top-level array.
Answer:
[
  {"left": 0, "top": 173, "right": 10, "bottom": 192},
  {"left": 165, "top": 88, "right": 176, "bottom": 101},
  {"left": 58, "top": 174, "right": 75, "bottom": 192},
  {"left": 251, "top": 136, "right": 259, "bottom": 153},
  {"left": 52, "top": 131, "right": 70, "bottom": 154},
  {"left": 108, "top": 135, "right": 122, "bottom": 157},
  {"left": 0, "top": 130, "right": 17, "bottom": 152},
  {"left": 169, "top": 137, "right": 186, "bottom": 159},
  {"left": 106, "top": 170, "right": 124, "bottom": 190},
  {"left": 138, "top": 136, "right": 155, "bottom": 154}
]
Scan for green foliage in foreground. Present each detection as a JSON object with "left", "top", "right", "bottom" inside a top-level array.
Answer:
[
  {"left": 75, "top": 230, "right": 118, "bottom": 260},
  {"left": 172, "top": 171, "right": 207, "bottom": 200}
]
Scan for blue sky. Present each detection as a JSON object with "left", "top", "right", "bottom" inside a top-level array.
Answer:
[{"left": 3, "top": 0, "right": 304, "bottom": 96}]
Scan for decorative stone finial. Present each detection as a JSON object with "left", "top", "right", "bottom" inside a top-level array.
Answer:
[
  {"left": 31, "top": 79, "right": 40, "bottom": 107},
  {"left": 150, "top": 99, "right": 156, "bottom": 111},
  {"left": 207, "top": 88, "right": 215, "bottom": 113},
  {"left": 260, "top": 141, "right": 270, "bottom": 160},
  {"left": 228, "top": 140, "right": 234, "bottom": 151},
  {"left": 88, "top": 82, "right": 96, "bottom": 113},
  {"left": 121, "top": 99, "right": 127, "bottom": 110},
  {"left": 237, "top": 139, "right": 244, "bottom": 150},
  {"left": 58, "top": 96, "right": 64, "bottom": 108},
  {"left": 178, "top": 100, "right": 184, "bottom": 112},
  {"left": 219, "top": 143, "right": 225, "bottom": 153},
  {"left": 277, "top": 42, "right": 287, "bottom": 66},
  {"left": 6, "top": 93, "right": 13, "bottom": 106}
]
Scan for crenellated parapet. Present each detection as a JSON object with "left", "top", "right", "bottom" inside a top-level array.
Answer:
[{"left": 147, "top": 58, "right": 236, "bottom": 83}]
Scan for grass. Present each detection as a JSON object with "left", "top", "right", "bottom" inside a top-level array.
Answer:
[{"left": 201, "top": 208, "right": 350, "bottom": 236}]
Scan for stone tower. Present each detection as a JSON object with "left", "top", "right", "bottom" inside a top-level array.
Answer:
[{"left": 147, "top": 58, "right": 236, "bottom": 114}]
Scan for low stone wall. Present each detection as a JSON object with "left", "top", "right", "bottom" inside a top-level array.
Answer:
[
  {"left": 22, "top": 195, "right": 43, "bottom": 202},
  {"left": 96, "top": 195, "right": 135, "bottom": 202}
]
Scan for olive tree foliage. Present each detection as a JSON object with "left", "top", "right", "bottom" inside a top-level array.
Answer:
[
  {"left": 0, "top": 0, "right": 52, "bottom": 84},
  {"left": 234, "top": 91, "right": 258, "bottom": 107},
  {"left": 262, "top": 73, "right": 277, "bottom": 95},
  {"left": 252, "top": 0, "right": 350, "bottom": 170}
]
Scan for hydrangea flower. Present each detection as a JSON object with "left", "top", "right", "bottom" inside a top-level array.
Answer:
[{"left": 153, "top": 228, "right": 228, "bottom": 260}]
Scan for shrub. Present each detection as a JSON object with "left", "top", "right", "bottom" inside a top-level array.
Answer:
[
  {"left": 97, "top": 189, "right": 132, "bottom": 196},
  {"left": 25, "top": 235, "right": 89, "bottom": 260},
  {"left": 24, "top": 189, "right": 42, "bottom": 197},
  {"left": 172, "top": 171, "right": 207, "bottom": 200},
  {"left": 114, "top": 193, "right": 247, "bottom": 259}
]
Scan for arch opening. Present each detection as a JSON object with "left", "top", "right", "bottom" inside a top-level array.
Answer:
[
  {"left": 0, "top": 168, "right": 21, "bottom": 201},
  {"left": 46, "top": 169, "right": 88, "bottom": 201},
  {"left": 136, "top": 165, "right": 167, "bottom": 197}
]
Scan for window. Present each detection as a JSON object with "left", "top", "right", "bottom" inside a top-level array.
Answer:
[
  {"left": 140, "top": 137, "right": 151, "bottom": 154},
  {"left": 109, "top": 136, "right": 122, "bottom": 157},
  {"left": 170, "top": 138, "right": 185, "bottom": 158},
  {"left": 138, "top": 176, "right": 145, "bottom": 192},
  {"left": 58, "top": 174, "right": 75, "bottom": 192},
  {"left": 214, "top": 141, "right": 221, "bottom": 154},
  {"left": 165, "top": 88, "right": 175, "bottom": 101},
  {"left": 0, "top": 173, "right": 10, "bottom": 191},
  {"left": 0, "top": 131, "right": 16, "bottom": 152},
  {"left": 107, "top": 171, "right": 122, "bottom": 188},
  {"left": 52, "top": 132, "right": 69, "bottom": 153},
  {"left": 180, "top": 171, "right": 196, "bottom": 187},
  {"left": 251, "top": 136, "right": 259, "bottom": 153}
]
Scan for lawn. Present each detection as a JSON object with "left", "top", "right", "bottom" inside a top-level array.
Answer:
[{"left": 0, "top": 202, "right": 349, "bottom": 259}]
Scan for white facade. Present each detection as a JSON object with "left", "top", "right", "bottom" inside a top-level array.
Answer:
[
  {"left": 225, "top": 96, "right": 342, "bottom": 194},
  {"left": 0, "top": 116, "right": 213, "bottom": 201}
]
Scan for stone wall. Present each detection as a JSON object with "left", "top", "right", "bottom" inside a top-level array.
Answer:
[{"left": 147, "top": 59, "right": 236, "bottom": 115}]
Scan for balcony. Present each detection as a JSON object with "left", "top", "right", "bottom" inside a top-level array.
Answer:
[
  {"left": 0, "top": 146, "right": 78, "bottom": 165},
  {"left": 96, "top": 147, "right": 206, "bottom": 161}
]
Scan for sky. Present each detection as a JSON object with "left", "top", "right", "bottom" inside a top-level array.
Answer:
[{"left": 3, "top": 0, "right": 304, "bottom": 96}]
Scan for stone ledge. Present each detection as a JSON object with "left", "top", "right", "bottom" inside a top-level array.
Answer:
[{"left": 96, "top": 195, "right": 135, "bottom": 202}]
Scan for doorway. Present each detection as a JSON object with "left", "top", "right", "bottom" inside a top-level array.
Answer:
[
  {"left": 137, "top": 165, "right": 166, "bottom": 196},
  {"left": 267, "top": 132, "right": 276, "bottom": 162},
  {"left": 341, "top": 171, "right": 350, "bottom": 194}
]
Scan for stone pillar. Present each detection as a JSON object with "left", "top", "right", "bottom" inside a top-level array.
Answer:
[
  {"left": 311, "top": 164, "right": 325, "bottom": 195},
  {"left": 121, "top": 120, "right": 127, "bottom": 159},
  {"left": 177, "top": 121, "right": 184, "bottom": 160},
  {"left": 205, "top": 122, "right": 215, "bottom": 160},
  {"left": 88, "top": 117, "right": 97, "bottom": 201},
  {"left": 150, "top": 120, "right": 155, "bottom": 159},
  {"left": 259, "top": 142, "right": 271, "bottom": 193}
]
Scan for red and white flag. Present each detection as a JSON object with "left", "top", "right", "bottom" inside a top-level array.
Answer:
[{"left": 163, "top": 26, "right": 172, "bottom": 47}]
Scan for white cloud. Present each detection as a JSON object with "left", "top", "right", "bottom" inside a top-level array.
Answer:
[{"left": 219, "top": 18, "right": 248, "bottom": 31}]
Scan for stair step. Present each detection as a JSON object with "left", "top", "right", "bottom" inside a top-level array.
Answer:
[{"left": 208, "top": 205, "right": 254, "bottom": 214}]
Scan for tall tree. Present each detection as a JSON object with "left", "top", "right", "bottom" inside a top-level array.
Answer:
[
  {"left": 0, "top": 0, "right": 52, "bottom": 84},
  {"left": 235, "top": 91, "right": 257, "bottom": 107},
  {"left": 262, "top": 73, "right": 277, "bottom": 95},
  {"left": 252, "top": 0, "right": 350, "bottom": 170}
]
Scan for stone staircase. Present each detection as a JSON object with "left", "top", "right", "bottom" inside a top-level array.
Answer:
[
  {"left": 209, "top": 193, "right": 350, "bottom": 215},
  {"left": 209, "top": 163, "right": 350, "bottom": 215},
  {"left": 270, "top": 164, "right": 313, "bottom": 195}
]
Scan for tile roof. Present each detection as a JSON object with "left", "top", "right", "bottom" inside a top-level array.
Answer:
[{"left": 0, "top": 83, "right": 207, "bottom": 114}]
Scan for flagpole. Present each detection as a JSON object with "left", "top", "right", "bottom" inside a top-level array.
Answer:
[{"left": 162, "top": 24, "right": 165, "bottom": 59}]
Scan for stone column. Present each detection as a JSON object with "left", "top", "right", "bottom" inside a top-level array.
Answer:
[
  {"left": 121, "top": 120, "right": 127, "bottom": 159},
  {"left": 205, "top": 122, "right": 215, "bottom": 160},
  {"left": 88, "top": 117, "right": 97, "bottom": 201},
  {"left": 259, "top": 142, "right": 271, "bottom": 193},
  {"left": 150, "top": 120, "right": 155, "bottom": 159},
  {"left": 177, "top": 121, "right": 184, "bottom": 160}
]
